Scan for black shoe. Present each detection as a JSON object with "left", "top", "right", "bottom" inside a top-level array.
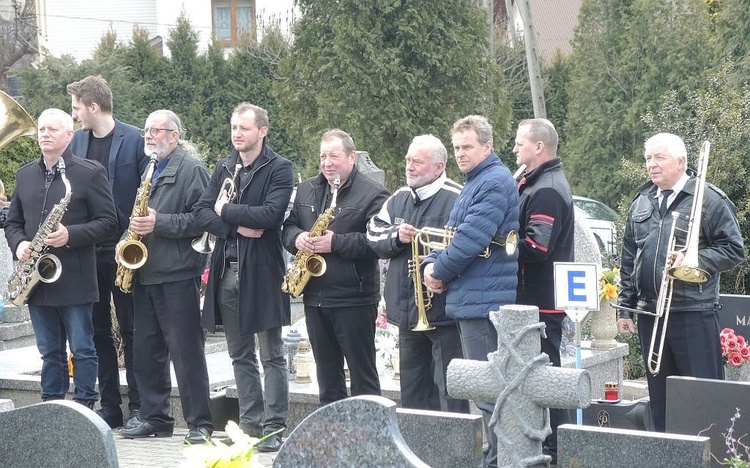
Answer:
[
  {"left": 255, "top": 434, "right": 282, "bottom": 453},
  {"left": 184, "top": 426, "right": 212, "bottom": 445},
  {"left": 120, "top": 421, "right": 173, "bottom": 439},
  {"left": 96, "top": 407, "right": 124, "bottom": 428},
  {"left": 74, "top": 400, "right": 96, "bottom": 411},
  {"left": 124, "top": 409, "right": 142, "bottom": 430}
]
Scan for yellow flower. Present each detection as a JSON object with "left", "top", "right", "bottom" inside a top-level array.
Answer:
[{"left": 599, "top": 267, "right": 620, "bottom": 302}]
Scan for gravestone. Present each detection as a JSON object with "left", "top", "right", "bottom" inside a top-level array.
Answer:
[
  {"left": 356, "top": 151, "right": 385, "bottom": 185},
  {"left": 0, "top": 400, "right": 119, "bottom": 467},
  {"left": 718, "top": 294, "right": 750, "bottom": 339},
  {"left": 275, "top": 395, "right": 428, "bottom": 467},
  {"left": 397, "top": 408, "right": 483, "bottom": 467},
  {"left": 558, "top": 423, "right": 710, "bottom": 467},
  {"left": 666, "top": 376, "right": 750, "bottom": 467},
  {"left": 447, "top": 305, "right": 591, "bottom": 466}
]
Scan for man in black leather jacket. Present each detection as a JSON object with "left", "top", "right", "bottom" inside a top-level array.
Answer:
[
  {"left": 283, "top": 129, "right": 389, "bottom": 405},
  {"left": 616, "top": 133, "right": 744, "bottom": 432}
]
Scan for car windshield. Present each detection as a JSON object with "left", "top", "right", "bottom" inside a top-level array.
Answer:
[{"left": 573, "top": 197, "right": 617, "bottom": 222}]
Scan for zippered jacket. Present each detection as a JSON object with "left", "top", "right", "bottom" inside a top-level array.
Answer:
[
  {"left": 283, "top": 166, "right": 389, "bottom": 308},
  {"left": 367, "top": 174, "right": 462, "bottom": 329},
  {"left": 516, "top": 158, "right": 575, "bottom": 313},
  {"left": 618, "top": 173, "right": 744, "bottom": 317}
]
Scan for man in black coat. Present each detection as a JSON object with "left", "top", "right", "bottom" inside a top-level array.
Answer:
[
  {"left": 283, "top": 129, "right": 389, "bottom": 406},
  {"left": 513, "top": 118, "right": 575, "bottom": 464},
  {"left": 5, "top": 108, "right": 118, "bottom": 408},
  {"left": 67, "top": 75, "right": 149, "bottom": 429},
  {"left": 195, "top": 103, "right": 293, "bottom": 452}
]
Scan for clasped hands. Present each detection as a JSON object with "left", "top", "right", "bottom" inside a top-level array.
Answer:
[{"left": 295, "top": 230, "right": 333, "bottom": 254}]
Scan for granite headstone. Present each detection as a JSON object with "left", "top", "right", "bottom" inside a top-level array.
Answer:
[
  {"left": 558, "top": 423, "right": 710, "bottom": 467},
  {"left": 666, "top": 376, "right": 750, "bottom": 467},
  {"left": 0, "top": 400, "right": 118, "bottom": 467},
  {"left": 275, "top": 395, "right": 428, "bottom": 467}
]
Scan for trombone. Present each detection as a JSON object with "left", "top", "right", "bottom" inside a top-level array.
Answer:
[{"left": 641, "top": 140, "right": 711, "bottom": 376}]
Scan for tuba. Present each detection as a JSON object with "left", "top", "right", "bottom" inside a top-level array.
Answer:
[
  {"left": 281, "top": 174, "right": 340, "bottom": 298},
  {"left": 192, "top": 163, "right": 242, "bottom": 254},
  {"left": 0, "top": 90, "right": 36, "bottom": 150},
  {"left": 114, "top": 153, "right": 157, "bottom": 293},
  {"left": 6, "top": 159, "right": 70, "bottom": 306}
]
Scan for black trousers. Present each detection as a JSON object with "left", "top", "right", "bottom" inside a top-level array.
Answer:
[
  {"left": 304, "top": 304, "right": 381, "bottom": 405},
  {"left": 540, "top": 312, "right": 572, "bottom": 453},
  {"left": 132, "top": 278, "right": 213, "bottom": 429},
  {"left": 399, "top": 324, "right": 470, "bottom": 413},
  {"left": 637, "top": 309, "right": 722, "bottom": 432},
  {"left": 92, "top": 245, "right": 140, "bottom": 411}
]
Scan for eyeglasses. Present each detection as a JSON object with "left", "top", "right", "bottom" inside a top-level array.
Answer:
[{"left": 140, "top": 127, "right": 175, "bottom": 138}]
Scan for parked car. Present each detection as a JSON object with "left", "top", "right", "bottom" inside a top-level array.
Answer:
[{"left": 573, "top": 195, "right": 618, "bottom": 256}]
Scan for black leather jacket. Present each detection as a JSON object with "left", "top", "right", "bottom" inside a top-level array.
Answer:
[
  {"left": 282, "top": 166, "right": 389, "bottom": 308},
  {"left": 618, "top": 173, "right": 744, "bottom": 318}
]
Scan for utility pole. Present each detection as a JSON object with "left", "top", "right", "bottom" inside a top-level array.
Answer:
[{"left": 514, "top": 0, "right": 547, "bottom": 118}]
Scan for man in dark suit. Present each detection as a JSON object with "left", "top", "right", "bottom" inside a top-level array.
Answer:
[
  {"left": 67, "top": 75, "right": 149, "bottom": 429},
  {"left": 5, "top": 108, "right": 118, "bottom": 408}
]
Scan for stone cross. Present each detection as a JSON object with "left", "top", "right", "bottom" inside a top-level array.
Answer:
[{"left": 447, "top": 304, "right": 592, "bottom": 467}]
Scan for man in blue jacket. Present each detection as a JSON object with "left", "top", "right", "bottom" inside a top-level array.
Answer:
[
  {"left": 424, "top": 115, "right": 519, "bottom": 468},
  {"left": 68, "top": 75, "right": 149, "bottom": 429}
]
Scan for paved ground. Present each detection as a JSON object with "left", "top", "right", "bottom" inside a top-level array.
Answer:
[{"left": 115, "top": 428, "right": 277, "bottom": 467}]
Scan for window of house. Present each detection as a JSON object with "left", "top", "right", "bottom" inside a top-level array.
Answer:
[{"left": 212, "top": 0, "right": 255, "bottom": 45}]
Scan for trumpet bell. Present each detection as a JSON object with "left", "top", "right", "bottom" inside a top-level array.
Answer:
[
  {"left": 411, "top": 316, "right": 435, "bottom": 332},
  {"left": 669, "top": 265, "right": 710, "bottom": 283},
  {"left": 306, "top": 254, "right": 326, "bottom": 277},
  {"left": 191, "top": 232, "right": 215, "bottom": 254},
  {"left": 504, "top": 231, "right": 518, "bottom": 256},
  {"left": 119, "top": 240, "right": 148, "bottom": 269}
]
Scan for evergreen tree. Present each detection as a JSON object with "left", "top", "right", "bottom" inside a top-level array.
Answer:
[
  {"left": 275, "top": 0, "right": 510, "bottom": 189},
  {"left": 563, "top": 0, "right": 716, "bottom": 208}
]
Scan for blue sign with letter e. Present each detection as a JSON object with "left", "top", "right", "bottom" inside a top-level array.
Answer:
[{"left": 553, "top": 262, "right": 600, "bottom": 311}]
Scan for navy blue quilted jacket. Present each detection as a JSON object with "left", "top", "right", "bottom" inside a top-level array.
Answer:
[{"left": 424, "top": 154, "right": 519, "bottom": 319}]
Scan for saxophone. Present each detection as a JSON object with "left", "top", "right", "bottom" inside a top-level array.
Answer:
[
  {"left": 6, "top": 158, "right": 71, "bottom": 307},
  {"left": 281, "top": 174, "right": 340, "bottom": 298},
  {"left": 114, "top": 153, "right": 158, "bottom": 293}
]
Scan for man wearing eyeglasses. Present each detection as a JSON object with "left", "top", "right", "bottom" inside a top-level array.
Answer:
[
  {"left": 117, "top": 110, "right": 213, "bottom": 444},
  {"left": 67, "top": 75, "right": 149, "bottom": 430}
]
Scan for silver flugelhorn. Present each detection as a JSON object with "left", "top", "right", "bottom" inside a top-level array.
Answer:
[{"left": 192, "top": 163, "right": 242, "bottom": 253}]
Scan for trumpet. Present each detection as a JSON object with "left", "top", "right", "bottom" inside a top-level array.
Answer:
[
  {"left": 416, "top": 226, "right": 518, "bottom": 258},
  {"left": 192, "top": 163, "right": 242, "bottom": 254},
  {"left": 408, "top": 231, "right": 436, "bottom": 332}
]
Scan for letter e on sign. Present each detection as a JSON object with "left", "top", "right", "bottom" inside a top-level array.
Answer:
[{"left": 553, "top": 262, "right": 599, "bottom": 311}]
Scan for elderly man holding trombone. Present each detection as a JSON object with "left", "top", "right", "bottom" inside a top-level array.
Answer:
[{"left": 616, "top": 133, "right": 744, "bottom": 432}]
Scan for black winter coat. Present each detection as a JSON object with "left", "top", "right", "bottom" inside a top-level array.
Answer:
[
  {"left": 516, "top": 158, "right": 575, "bottom": 312},
  {"left": 5, "top": 148, "right": 118, "bottom": 305},
  {"left": 195, "top": 145, "right": 294, "bottom": 335},
  {"left": 282, "top": 166, "right": 389, "bottom": 308}
]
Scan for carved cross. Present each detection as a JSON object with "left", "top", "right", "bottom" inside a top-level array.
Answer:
[{"left": 447, "top": 304, "right": 591, "bottom": 467}]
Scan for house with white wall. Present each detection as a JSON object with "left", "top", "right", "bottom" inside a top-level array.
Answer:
[{"left": 33, "top": 0, "right": 296, "bottom": 61}]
